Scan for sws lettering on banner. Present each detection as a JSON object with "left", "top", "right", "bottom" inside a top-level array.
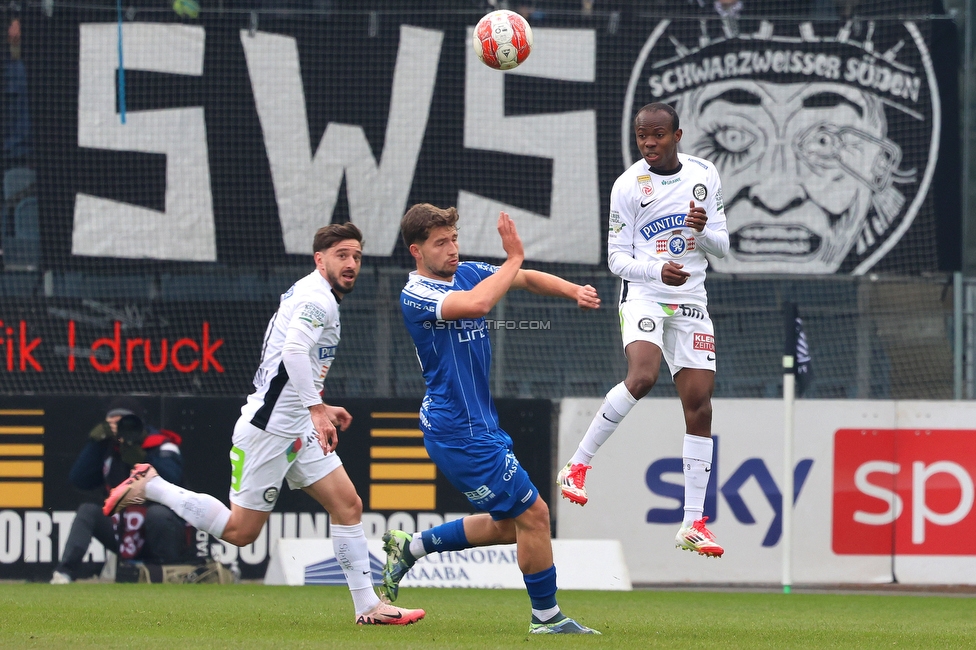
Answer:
[
  {"left": 75, "top": 23, "right": 601, "bottom": 265},
  {"left": 644, "top": 435, "right": 815, "bottom": 547}
]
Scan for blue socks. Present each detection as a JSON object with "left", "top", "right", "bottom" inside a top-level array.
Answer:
[
  {"left": 421, "top": 517, "right": 469, "bottom": 553},
  {"left": 524, "top": 565, "right": 564, "bottom": 623},
  {"left": 418, "top": 521, "right": 564, "bottom": 624}
]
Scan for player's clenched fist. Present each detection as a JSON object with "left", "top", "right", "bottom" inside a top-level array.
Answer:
[
  {"left": 576, "top": 284, "right": 600, "bottom": 310},
  {"left": 685, "top": 200, "right": 708, "bottom": 232}
]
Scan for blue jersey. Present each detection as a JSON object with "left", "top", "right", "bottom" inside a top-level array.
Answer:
[{"left": 401, "top": 262, "right": 500, "bottom": 439}]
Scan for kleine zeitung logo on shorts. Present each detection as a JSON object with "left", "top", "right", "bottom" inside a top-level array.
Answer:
[{"left": 693, "top": 333, "right": 714, "bottom": 351}]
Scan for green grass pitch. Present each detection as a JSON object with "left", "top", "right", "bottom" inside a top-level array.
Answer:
[{"left": 2, "top": 584, "right": 975, "bottom": 649}]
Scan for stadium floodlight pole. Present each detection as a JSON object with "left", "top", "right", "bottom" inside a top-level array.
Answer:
[{"left": 781, "top": 302, "right": 798, "bottom": 595}]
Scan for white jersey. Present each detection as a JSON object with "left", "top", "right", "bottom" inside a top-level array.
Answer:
[
  {"left": 239, "top": 270, "right": 341, "bottom": 438},
  {"left": 608, "top": 152, "right": 729, "bottom": 306}
]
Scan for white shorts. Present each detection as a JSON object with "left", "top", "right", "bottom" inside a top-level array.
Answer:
[
  {"left": 620, "top": 300, "right": 716, "bottom": 377},
  {"left": 228, "top": 416, "right": 342, "bottom": 512}
]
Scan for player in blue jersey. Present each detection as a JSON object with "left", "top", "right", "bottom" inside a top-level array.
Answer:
[{"left": 382, "top": 203, "right": 601, "bottom": 635}]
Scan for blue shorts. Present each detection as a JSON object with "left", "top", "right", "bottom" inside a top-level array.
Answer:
[{"left": 424, "top": 430, "right": 539, "bottom": 520}]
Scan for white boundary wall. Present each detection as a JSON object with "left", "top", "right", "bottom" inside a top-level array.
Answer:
[
  {"left": 556, "top": 398, "right": 976, "bottom": 585},
  {"left": 265, "top": 539, "right": 631, "bottom": 590}
]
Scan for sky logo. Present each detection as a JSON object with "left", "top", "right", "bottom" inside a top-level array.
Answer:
[{"left": 644, "top": 436, "right": 814, "bottom": 546}]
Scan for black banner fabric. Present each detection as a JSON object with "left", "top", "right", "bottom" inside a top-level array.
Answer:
[
  {"left": 0, "top": 395, "right": 552, "bottom": 581},
  {"left": 21, "top": 9, "right": 960, "bottom": 274}
]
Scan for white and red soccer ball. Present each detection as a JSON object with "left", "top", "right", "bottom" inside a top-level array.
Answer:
[{"left": 472, "top": 10, "right": 533, "bottom": 71}]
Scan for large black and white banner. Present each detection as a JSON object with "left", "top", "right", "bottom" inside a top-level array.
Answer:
[{"left": 24, "top": 9, "right": 959, "bottom": 274}]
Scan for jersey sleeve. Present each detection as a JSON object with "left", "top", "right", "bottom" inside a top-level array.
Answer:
[
  {"left": 691, "top": 164, "right": 730, "bottom": 258},
  {"left": 288, "top": 299, "right": 336, "bottom": 339},
  {"left": 437, "top": 262, "right": 498, "bottom": 319},
  {"left": 607, "top": 177, "right": 665, "bottom": 283},
  {"left": 401, "top": 283, "right": 442, "bottom": 324},
  {"left": 458, "top": 261, "right": 499, "bottom": 282},
  {"left": 284, "top": 299, "right": 332, "bottom": 408}
]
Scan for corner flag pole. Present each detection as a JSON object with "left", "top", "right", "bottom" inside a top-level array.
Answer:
[{"left": 781, "top": 302, "right": 798, "bottom": 595}]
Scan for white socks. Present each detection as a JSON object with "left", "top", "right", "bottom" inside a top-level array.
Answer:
[
  {"left": 682, "top": 434, "right": 713, "bottom": 525},
  {"left": 533, "top": 604, "right": 561, "bottom": 622},
  {"left": 144, "top": 476, "right": 231, "bottom": 539},
  {"left": 145, "top": 476, "right": 379, "bottom": 616},
  {"left": 570, "top": 382, "right": 637, "bottom": 466},
  {"left": 409, "top": 532, "right": 428, "bottom": 559},
  {"left": 331, "top": 523, "right": 381, "bottom": 615}
]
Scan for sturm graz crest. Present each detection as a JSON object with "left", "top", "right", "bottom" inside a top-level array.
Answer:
[
  {"left": 638, "top": 317, "right": 656, "bottom": 332},
  {"left": 623, "top": 19, "right": 939, "bottom": 275}
]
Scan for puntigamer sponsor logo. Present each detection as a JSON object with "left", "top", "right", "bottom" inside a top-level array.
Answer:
[{"left": 640, "top": 214, "right": 686, "bottom": 240}]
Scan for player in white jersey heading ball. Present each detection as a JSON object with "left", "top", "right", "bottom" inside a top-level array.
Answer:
[
  {"left": 104, "top": 223, "right": 425, "bottom": 625},
  {"left": 558, "top": 102, "right": 730, "bottom": 558}
]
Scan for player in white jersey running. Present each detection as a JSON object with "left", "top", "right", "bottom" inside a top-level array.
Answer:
[
  {"left": 103, "top": 223, "right": 424, "bottom": 625},
  {"left": 558, "top": 102, "right": 730, "bottom": 558}
]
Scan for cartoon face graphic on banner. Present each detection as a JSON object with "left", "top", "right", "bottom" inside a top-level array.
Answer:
[{"left": 623, "top": 20, "right": 939, "bottom": 274}]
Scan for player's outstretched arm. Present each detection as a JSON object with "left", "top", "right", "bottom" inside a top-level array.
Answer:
[
  {"left": 441, "top": 211, "right": 524, "bottom": 320},
  {"left": 511, "top": 270, "right": 600, "bottom": 310}
]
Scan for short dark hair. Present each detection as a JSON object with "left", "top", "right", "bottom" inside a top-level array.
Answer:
[
  {"left": 313, "top": 222, "right": 363, "bottom": 254},
  {"left": 635, "top": 102, "right": 679, "bottom": 132},
  {"left": 400, "top": 203, "right": 460, "bottom": 246}
]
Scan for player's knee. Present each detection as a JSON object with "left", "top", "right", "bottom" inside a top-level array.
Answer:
[
  {"left": 222, "top": 515, "right": 265, "bottom": 546},
  {"left": 223, "top": 526, "right": 259, "bottom": 547},
  {"left": 347, "top": 493, "right": 363, "bottom": 520},
  {"left": 491, "top": 518, "right": 517, "bottom": 543},
  {"left": 626, "top": 371, "right": 657, "bottom": 398},
  {"left": 684, "top": 400, "right": 712, "bottom": 431},
  {"left": 329, "top": 493, "right": 363, "bottom": 526},
  {"left": 690, "top": 391, "right": 712, "bottom": 415},
  {"left": 518, "top": 498, "right": 550, "bottom": 533}
]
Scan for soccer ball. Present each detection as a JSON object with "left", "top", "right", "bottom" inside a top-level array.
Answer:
[{"left": 472, "top": 10, "right": 533, "bottom": 71}]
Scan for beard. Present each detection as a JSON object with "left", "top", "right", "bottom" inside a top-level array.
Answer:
[
  {"left": 422, "top": 253, "right": 458, "bottom": 279},
  {"left": 328, "top": 270, "right": 357, "bottom": 294}
]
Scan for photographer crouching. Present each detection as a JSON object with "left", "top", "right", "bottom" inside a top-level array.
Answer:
[{"left": 51, "top": 398, "right": 187, "bottom": 584}]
